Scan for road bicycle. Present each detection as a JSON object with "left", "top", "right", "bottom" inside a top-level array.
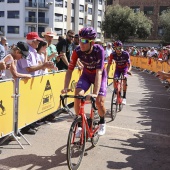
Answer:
[
  {"left": 108, "top": 74, "right": 125, "bottom": 121},
  {"left": 60, "top": 94, "right": 100, "bottom": 170}
]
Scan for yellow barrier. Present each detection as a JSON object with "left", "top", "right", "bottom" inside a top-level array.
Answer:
[
  {"left": 0, "top": 79, "right": 14, "bottom": 137},
  {"left": 18, "top": 69, "right": 80, "bottom": 129}
]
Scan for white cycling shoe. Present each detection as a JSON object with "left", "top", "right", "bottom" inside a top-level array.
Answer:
[
  {"left": 75, "top": 127, "right": 82, "bottom": 138},
  {"left": 98, "top": 123, "right": 106, "bottom": 136},
  {"left": 122, "top": 98, "right": 126, "bottom": 105}
]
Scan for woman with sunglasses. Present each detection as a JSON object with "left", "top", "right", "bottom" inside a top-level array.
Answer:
[
  {"left": 61, "top": 27, "right": 107, "bottom": 136},
  {"left": 107, "top": 40, "right": 132, "bottom": 105}
]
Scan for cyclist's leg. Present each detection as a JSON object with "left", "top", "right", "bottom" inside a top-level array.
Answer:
[
  {"left": 122, "top": 69, "right": 128, "bottom": 98},
  {"left": 96, "top": 70, "right": 107, "bottom": 136},
  {"left": 75, "top": 74, "right": 91, "bottom": 115},
  {"left": 114, "top": 70, "right": 121, "bottom": 94}
]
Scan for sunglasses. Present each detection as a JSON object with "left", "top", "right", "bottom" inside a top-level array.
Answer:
[
  {"left": 67, "top": 34, "right": 74, "bottom": 38},
  {"left": 114, "top": 47, "right": 122, "bottom": 50},
  {"left": 80, "top": 39, "right": 93, "bottom": 44}
]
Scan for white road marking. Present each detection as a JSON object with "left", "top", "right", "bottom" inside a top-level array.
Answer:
[{"left": 107, "top": 125, "right": 170, "bottom": 138}]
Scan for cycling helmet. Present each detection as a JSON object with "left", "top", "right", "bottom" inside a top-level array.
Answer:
[
  {"left": 113, "top": 40, "right": 123, "bottom": 47},
  {"left": 79, "top": 27, "right": 97, "bottom": 40}
]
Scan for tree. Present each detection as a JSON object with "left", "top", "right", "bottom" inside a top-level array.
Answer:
[
  {"left": 102, "top": 4, "right": 153, "bottom": 42},
  {"left": 159, "top": 9, "right": 170, "bottom": 43}
]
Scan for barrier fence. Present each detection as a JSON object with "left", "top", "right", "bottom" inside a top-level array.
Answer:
[{"left": 0, "top": 64, "right": 115, "bottom": 148}]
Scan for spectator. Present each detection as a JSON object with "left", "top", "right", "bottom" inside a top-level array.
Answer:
[
  {"left": 72, "top": 34, "right": 79, "bottom": 50},
  {"left": 17, "top": 32, "right": 55, "bottom": 134},
  {"left": 57, "top": 30, "right": 75, "bottom": 70},
  {"left": 1, "top": 42, "right": 31, "bottom": 80},
  {"left": 42, "top": 27, "right": 59, "bottom": 65},
  {"left": 102, "top": 43, "right": 107, "bottom": 61},
  {"left": 0, "top": 61, "right": 6, "bottom": 71},
  {"left": 105, "top": 42, "right": 113, "bottom": 60},
  {"left": 0, "top": 36, "right": 7, "bottom": 60}
]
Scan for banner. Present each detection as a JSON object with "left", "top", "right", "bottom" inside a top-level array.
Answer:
[{"left": 0, "top": 79, "right": 14, "bottom": 138}]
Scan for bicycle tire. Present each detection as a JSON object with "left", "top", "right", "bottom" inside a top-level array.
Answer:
[
  {"left": 67, "top": 117, "right": 86, "bottom": 170},
  {"left": 111, "top": 91, "right": 118, "bottom": 121},
  {"left": 91, "top": 119, "right": 100, "bottom": 147},
  {"left": 118, "top": 74, "right": 124, "bottom": 112}
]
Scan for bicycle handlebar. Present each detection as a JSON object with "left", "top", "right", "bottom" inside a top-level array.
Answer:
[{"left": 60, "top": 94, "right": 98, "bottom": 110}]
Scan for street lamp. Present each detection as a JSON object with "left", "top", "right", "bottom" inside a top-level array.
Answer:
[{"left": 36, "top": 0, "right": 53, "bottom": 32}]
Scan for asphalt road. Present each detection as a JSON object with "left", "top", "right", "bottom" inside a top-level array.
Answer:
[{"left": 0, "top": 68, "right": 170, "bottom": 170}]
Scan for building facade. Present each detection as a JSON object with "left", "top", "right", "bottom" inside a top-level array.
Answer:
[
  {"left": 0, "top": 0, "right": 105, "bottom": 45},
  {"left": 107, "top": 0, "right": 170, "bottom": 41}
]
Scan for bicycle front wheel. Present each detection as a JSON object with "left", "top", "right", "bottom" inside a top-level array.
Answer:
[
  {"left": 67, "top": 117, "right": 86, "bottom": 170},
  {"left": 91, "top": 119, "right": 100, "bottom": 147},
  {"left": 111, "top": 91, "right": 118, "bottom": 121}
]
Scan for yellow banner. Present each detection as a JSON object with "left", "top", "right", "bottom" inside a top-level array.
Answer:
[
  {"left": 17, "top": 69, "right": 79, "bottom": 129},
  {"left": 0, "top": 79, "right": 14, "bottom": 137}
]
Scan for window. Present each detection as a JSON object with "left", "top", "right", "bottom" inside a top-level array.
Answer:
[
  {"left": 144, "top": 6, "right": 154, "bottom": 15},
  {"left": 71, "top": 3, "right": 74, "bottom": 9},
  {"left": 0, "top": 0, "right": 5, "bottom": 2},
  {"left": 98, "top": 10, "right": 102, "bottom": 16},
  {"left": 159, "top": 6, "right": 169, "bottom": 15},
  {"left": 80, "top": 5, "right": 84, "bottom": 12},
  {"left": 0, "top": 26, "right": 4, "bottom": 34},
  {"left": 7, "top": 0, "right": 19, "bottom": 2},
  {"left": 71, "top": 17, "right": 74, "bottom": 22},
  {"left": 99, "top": 0, "right": 102, "bottom": 5},
  {"left": 64, "top": 15, "right": 67, "bottom": 21},
  {"left": 131, "top": 6, "right": 140, "bottom": 13},
  {"left": 85, "top": 0, "right": 93, "bottom": 3},
  {"left": 65, "top": 1, "right": 67, "bottom": 8},
  {"left": 54, "top": 28, "right": 62, "bottom": 35},
  {"left": 88, "top": 8, "right": 92, "bottom": 14},
  {"left": 87, "top": 20, "right": 91, "bottom": 26},
  {"left": 0, "top": 11, "right": 4, "bottom": 17},
  {"left": 7, "top": 11, "right": 19, "bottom": 18},
  {"left": 8, "top": 26, "right": 19, "bottom": 34},
  {"left": 55, "top": 13, "right": 63, "bottom": 22},
  {"left": 55, "top": 0, "right": 63, "bottom": 7},
  {"left": 97, "top": 33, "right": 101, "bottom": 39},
  {"left": 64, "top": 29, "right": 66, "bottom": 35},
  {"left": 98, "top": 21, "right": 101, "bottom": 28},
  {"left": 79, "top": 18, "right": 83, "bottom": 25}
]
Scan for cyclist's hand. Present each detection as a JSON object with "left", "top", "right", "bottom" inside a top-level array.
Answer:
[
  {"left": 61, "top": 88, "right": 72, "bottom": 94},
  {"left": 127, "top": 71, "right": 132, "bottom": 76},
  {"left": 86, "top": 94, "right": 97, "bottom": 101}
]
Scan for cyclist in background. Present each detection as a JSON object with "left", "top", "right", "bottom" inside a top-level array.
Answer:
[
  {"left": 61, "top": 27, "right": 107, "bottom": 136},
  {"left": 107, "top": 40, "right": 131, "bottom": 105}
]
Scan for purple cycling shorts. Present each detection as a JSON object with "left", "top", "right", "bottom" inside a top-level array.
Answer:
[
  {"left": 114, "top": 68, "right": 128, "bottom": 78},
  {"left": 76, "top": 69, "right": 107, "bottom": 96}
]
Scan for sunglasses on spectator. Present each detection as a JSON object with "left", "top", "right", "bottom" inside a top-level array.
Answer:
[
  {"left": 67, "top": 34, "right": 74, "bottom": 38},
  {"left": 114, "top": 47, "right": 122, "bottom": 50},
  {"left": 80, "top": 39, "right": 93, "bottom": 44}
]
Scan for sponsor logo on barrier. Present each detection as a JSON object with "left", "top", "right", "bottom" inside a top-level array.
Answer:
[
  {"left": 37, "top": 80, "right": 55, "bottom": 114},
  {"left": 0, "top": 100, "right": 6, "bottom": 116},
  {"left": 70, "top": 80, "right": 77, "bottom": 92}
]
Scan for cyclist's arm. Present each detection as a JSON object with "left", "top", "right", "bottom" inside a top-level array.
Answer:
[
  {"left": 93, "top": 69, "right": 103, "bottom": 95},
  {"left": 63, "top": 50, "right": 78, "bottom": 90},
  {"left": 106, "top": 53, "right": 113, "bottom": 76}
]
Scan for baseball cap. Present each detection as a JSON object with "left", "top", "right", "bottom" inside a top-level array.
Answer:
[
  {"left": 16, "top": 41, "right": 29, "bottom": 58},
  {"left": 74, "top": 34, "right": 79, "bottom": 38},
  {"left": 26, "top": 32, "right": 43, "bottom": 41}
]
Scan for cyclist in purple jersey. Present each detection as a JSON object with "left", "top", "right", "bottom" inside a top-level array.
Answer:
[
  {"left": 61, "top": 27, "right": 107, "bottom": 136},
  {"left": 107, "top": 40, "right": 132, "bottom": 105}
]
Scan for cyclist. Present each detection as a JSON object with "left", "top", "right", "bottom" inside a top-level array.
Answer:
[
  {"left": 61, "top": 27, "right": 107, "bottom": 136},
  {"left": 107, "top": 40, "right": 131, "bottom": 105}
]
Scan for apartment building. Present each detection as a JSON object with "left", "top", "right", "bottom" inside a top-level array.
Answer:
[
  {"left": 0, "top": 0, "right": 105, "bottom": 45},
  {"left": 107, "top": 0, "right": 170, "bottom": 41}
]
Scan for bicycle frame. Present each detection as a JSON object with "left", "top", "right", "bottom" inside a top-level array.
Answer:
[{"left": 114, "top": 79, "right": 123, "bottom": 104}]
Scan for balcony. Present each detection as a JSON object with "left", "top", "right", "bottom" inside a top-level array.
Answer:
[
  {"left": 25, "top": 17, "right": 49, "bottom": 24},
  {"left": 25, "top": 2, "right": 49, "bottom": 9}
]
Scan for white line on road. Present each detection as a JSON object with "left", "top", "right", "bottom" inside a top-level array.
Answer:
[{"left": 107, "top": 125, "right": 170, "bottom": 138}]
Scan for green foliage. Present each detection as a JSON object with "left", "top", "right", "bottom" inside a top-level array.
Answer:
[
  {"left": 102, "top": 4, "right": 153, "bottom": 42},
  {"left": 159, "top": 9, "right": 170, "bottom": 43}
]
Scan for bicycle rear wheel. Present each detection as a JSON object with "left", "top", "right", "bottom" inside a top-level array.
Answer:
[
  {"left": 67, "top": 117, "right": 86, "bottom": 170},
  {"left": 111, "top": 91, "right": 118, "bottom": 121}
]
